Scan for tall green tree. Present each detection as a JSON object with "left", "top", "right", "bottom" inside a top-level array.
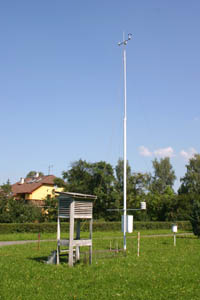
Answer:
[
  {"left": 61, "top": 159, "right": 116, "bottom": 219},
  {"left": 114, "top": 159, "right": 132, "bottom": 208},
  {"left": 114, "top": 159, "right": 151, "bottom": 220},
  {"left": 178, "top": 154, "right": 200, "bottom": 235},
  {"left": 179, "top": 154, "right": 200, "bottom": 194},
  {"left": 150, "top": 157, "right": 176, "bottom": 194},
  {"left": 190, "top": 196, "right": 200, "bottom": 237},
  {"left": 115, "top": 158, "right": 132, "bottom": 191}
]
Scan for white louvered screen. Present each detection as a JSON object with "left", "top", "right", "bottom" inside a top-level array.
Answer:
[
  {"left": 58, "top": 198, "right": 71, "bottom": 218},
  {"left": 58, "top": 198, "right": 93, "bottom": 219},
  {"left": 74, "top": 201, "right": 92, "bottom": 218}
]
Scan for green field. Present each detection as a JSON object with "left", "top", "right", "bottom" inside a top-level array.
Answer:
[
  {"left": 0, "top": 232, "right": 199, "bottom": 299},
  {"left": 0, "top": 228, "right": 192, "bottom": 241}
]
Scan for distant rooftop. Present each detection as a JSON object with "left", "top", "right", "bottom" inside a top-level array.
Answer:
[{"left": 12, "top": 175, "right": 56, "bottom": 195}]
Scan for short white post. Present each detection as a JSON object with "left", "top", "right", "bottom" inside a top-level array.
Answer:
[
  {"left": 174, "top": 233, "right": 176, "bottom": 247},
  {"left": 172, "top": 224, "right": 177, "bottom": 247}
]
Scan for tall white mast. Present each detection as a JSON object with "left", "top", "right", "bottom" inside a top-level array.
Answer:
[{"left": 118, "top": 33, "right": 132, "bottom": 251}]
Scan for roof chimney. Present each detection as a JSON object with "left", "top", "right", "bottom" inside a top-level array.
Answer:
[
  {"left": 35, "top": 172, "right": 39, "bottom": 178},
  {"left": 19, "top": 178, "right": 24, "bottom": 185}
]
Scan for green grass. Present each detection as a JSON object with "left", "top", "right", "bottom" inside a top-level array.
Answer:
[
  {"left": 0, "top": 229, "right": 192, "bottom": 241},
  {"left": 0, "top": 232, "right": 199, "bottom": 299}
]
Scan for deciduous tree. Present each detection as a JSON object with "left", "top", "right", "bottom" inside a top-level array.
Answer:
[
  {"left": 179, "top": 154, "right": 200, "bottom": 194},
  {"left": 61, "top": 159, "right": 116, "bottom": 219},
  {"left": 150, "top": 157, "right": 176, "bottom": 194}
]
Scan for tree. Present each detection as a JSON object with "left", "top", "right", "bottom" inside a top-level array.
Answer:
[
  {"left": 190, "top": 195, "right": 200, "bottom": 237},
  {"left": 1, "top": 179, "right": 12, "bottom": 195},
  {"left": 8, "top": 198, "right": 42, "bottom": 223},
  {"left": 150, "top": 157, "right": 176, "bottom": 194},
  {"left": 179, "top": 154, "right": 200, "bottom": 194},
  {"left": 115, "top": 158, "right": 132, "bottom": 191},
  {"left": 130, "top": 172, "right": 151, "bottom": 196},
  {"left": 42, "top": 196, "right": 58, "bottom": 222},
  {"left": 53, "top": 177, "right": 66, "bottom": 188},
  {"left": 178, "top": 154, "right": 200, "bottom": 235},
  {"left": 61, "top": 159, "right": 116, "bottom": 219},
  {"left": 26, "top": 171, "right": 44, "bottom": 178},
  {"left": 145, "top": 158, "right": 177, "bottom": 221},
  {"left": 0, "top": 185, "right": 42, "bottom": 223},
  {"left": 114, "top": 159, "right": 151, "bottom": 220},
  {"left": 0, "top": 187, "right": 12, "bottom": 223},
  {"left": 114, "top": 159, "right": 132, "bottom": 209}
]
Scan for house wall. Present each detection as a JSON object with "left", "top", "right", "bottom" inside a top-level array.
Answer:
[{"left": 27, "top": 185, "right": 63, "bottom": 201}]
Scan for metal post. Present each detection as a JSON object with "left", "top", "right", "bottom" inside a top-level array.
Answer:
[
  {"left": 118, "top": 33, "right": 132, "bottom": 251},
  {"left": 123, "top": 45, "right": 127, "bottom": 251}
]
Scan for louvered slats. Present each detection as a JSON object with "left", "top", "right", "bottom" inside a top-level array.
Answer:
[{"left": 58, "top": 198, "right": 93, "bottom": 218}]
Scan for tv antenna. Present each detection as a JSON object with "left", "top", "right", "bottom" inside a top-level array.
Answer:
[{"left": 48, "top": 165, "right": 53, "bottom": 175}]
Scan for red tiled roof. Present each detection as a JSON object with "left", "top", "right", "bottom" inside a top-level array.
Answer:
[{"left": 11, "top": 175, "right": 56, "bottom": 196}]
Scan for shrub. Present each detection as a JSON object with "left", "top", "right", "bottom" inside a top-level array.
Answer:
[
  {"left": 0, "top": 191, "right": 42, "bottom": 223},
  {"left": 0, "top": 221, "right": 191, "bottom": 234}
]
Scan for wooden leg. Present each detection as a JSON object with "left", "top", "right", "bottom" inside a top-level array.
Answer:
[
  {"left": 69, "top": 201, "right": 75, "bottom": 267},
  {"left": 57, "top": 244, "right": 60, "bottom": 265},
  {"left": 76, "top": 246, "right": 80, "bottom": 262},
  {"left": 89, "top": 245, "right": 92, "bottom": 265},
  {"left": 76, "top": 220, "right": 81, "bottom": 262},
  {"left": 57, "top": 217, "right": 60, "bottom": 265},
  {"left": 89, "top": 219, "right": 93, "bottom": 264},
  {"left": 89, "top": 219, "right": 93, "bottom": 240}
]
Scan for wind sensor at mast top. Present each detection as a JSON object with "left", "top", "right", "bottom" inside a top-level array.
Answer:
[{"left": 118, "top": 33, "right": 132, "bottom": 46}]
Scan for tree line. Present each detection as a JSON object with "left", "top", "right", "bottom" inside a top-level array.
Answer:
[
  {"left": 1, "top": 155, "right": 200, "bottom": 236},
  {"left": 53, "top": 155, "right": 200, "bottom": 227}
]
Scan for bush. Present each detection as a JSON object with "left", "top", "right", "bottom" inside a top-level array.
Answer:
[
  {"left": 0, "top": 192, "right": 42, "bottom": 223},
  {"left": 8, "top": 199, "right": 43, "bottom": 223},
  {"left": 0, "top": 221, "right": 191, "bottom": 234}
]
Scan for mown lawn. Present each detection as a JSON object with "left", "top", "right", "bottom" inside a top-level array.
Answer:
[
  {"left": 0, "top": 233, "right": 199, "bottom": 300},
  {"left": 0, "top": 228, "right": 192, "bottom": 241}
]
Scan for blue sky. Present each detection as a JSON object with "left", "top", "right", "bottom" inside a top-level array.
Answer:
[{"left": 0, "top": 0, "right": 200, "bottom": 191}]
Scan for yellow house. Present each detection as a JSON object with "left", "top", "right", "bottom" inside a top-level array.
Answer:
[{"left": 12, "top": 174, "right": 63, "bottom": 206}]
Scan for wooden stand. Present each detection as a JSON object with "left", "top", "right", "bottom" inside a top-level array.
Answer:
[{"left": 56, "top": 192, "right": 96, "bottom": 267}]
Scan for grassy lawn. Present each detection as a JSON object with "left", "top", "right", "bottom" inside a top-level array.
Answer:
[
  {"left": 0, "top": 229, "right": 192, "bottom": 241},
  {"left": 0, "top": 232, "right": 199, "bottom": 299}
]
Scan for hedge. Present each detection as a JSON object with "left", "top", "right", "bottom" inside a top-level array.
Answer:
[{"left": 0, "top": 221, "right": 192, "bottom": 234}]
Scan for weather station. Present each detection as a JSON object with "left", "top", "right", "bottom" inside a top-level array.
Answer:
[{"left": 108, "top": 33, "right": 147, "bottom": 250}]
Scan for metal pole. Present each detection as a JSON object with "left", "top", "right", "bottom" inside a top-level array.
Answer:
[
  {"left": 118, "top": 33, "right": 132, "bottom": 251},
  {"left": 123, "top": 45, "right": 127, "bottom": 251}
]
